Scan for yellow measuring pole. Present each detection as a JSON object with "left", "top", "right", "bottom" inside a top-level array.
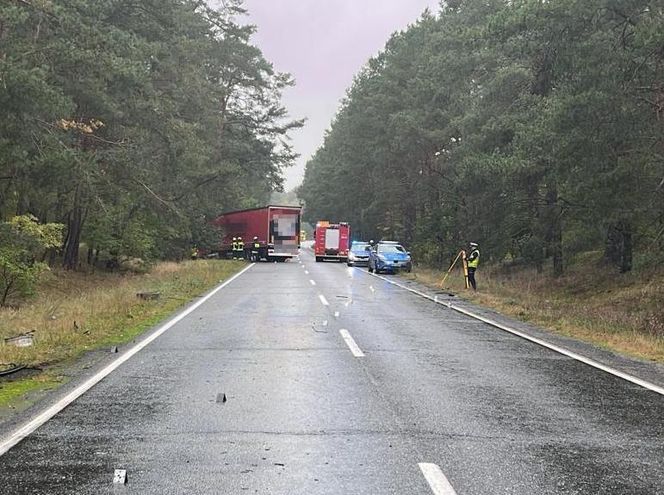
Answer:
[
  {"left": 461, "top": 250, "right": 469, "bottom": 289},
  {"left": 439, "top": 250, "right": 464, "bottom": 288}
]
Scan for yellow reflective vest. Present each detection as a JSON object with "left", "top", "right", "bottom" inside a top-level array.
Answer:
[{"left": 467, "top": 249, "right": 480, "bottom": 268}]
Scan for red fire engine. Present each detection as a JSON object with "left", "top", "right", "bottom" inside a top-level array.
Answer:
[{"left": 314, "top": 221, "right": 350, "bottom": 262}]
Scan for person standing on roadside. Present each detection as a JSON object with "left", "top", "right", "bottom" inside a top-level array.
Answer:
[
  {"left": 466, "top": 242, "right": 480, "bottom": 290},
  {"left": 237, "top": 236, "right": 245, "bottom": 260}
]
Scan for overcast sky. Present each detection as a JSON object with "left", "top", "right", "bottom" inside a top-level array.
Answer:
[{"left": 239, "top": 0, "right": 441, "bottom": 191}]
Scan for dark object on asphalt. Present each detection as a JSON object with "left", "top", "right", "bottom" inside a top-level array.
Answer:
[
  {"left": 217, "top": 393, "right": 227, "bottom": 403},
  {"left": 136, "top": 291, "right": 161, "bottom": 300},
  {"left": 111, "top": 346, "right": 118, "bottom": 353}
]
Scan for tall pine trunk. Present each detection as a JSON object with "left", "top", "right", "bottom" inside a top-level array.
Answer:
[
  {"left": 63, "top": 186, "right": 84, "bottom": 270},
  {"left": 545, "top": 185, "right": 563, "bottom": 277},
  {"left": 605, "top": 221, "right": 633, "bottom": 273}
]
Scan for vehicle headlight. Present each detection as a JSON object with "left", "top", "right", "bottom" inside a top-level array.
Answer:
[{"left": 349, "top": 253, "right": 357, "bottom": 261}]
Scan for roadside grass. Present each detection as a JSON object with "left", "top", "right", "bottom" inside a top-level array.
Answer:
[
  {"left": 0, "top": 260, "right": 245, "bottom": 409},
  {"left": 405, "top": 255, "right": 664, "bottom": 363}
]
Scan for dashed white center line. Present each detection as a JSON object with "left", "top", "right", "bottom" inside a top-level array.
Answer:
[
  {"left": 309, "top": 279, "right": 316, "bottom": 286},
  {"left": 305, "top": 270, "right": 309, "bottom": 274},
  {"left": 334, "top": 311, "right": 340, "bottom": 318},
  {"left": 418, "top": 463, "right": 457, "bottom": 495},
  {"left": 318, "top": 294, "right": 329, "bottom": 306},
  {"left": 369, "top": 285, "right": 375, "bottom": 293},
  {"left": 339, "top": 329, "right": 365, "bottom": 357}
]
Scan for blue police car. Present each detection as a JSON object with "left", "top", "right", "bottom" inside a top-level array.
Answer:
[{"left": 368, "top": 241, "right": 412, "bottom": 274}]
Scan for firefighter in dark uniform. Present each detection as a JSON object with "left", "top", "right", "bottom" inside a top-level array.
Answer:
[
  {"left": 237, "top": 236, "right": 245, "bottom": 260},
  {"left": 251, "top": 236, "right": 261, "bottom": 262},
  {"left": 466, "top": 242, "right": 480, "bottom": 290},
  {"left": 232, "top": 237, "right": 238, "bottom": 259}
]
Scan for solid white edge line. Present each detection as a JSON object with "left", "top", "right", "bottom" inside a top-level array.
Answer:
[
  {"left": 0, "top": 263, "right": 255, "bottom": 458},
  {"left": 318, "top": 294, "right": 329, "bottom": 306},
  {"left": 339, "top": 329, "right": 365, "bottom": 357},
  {"left": 419, "top": 463, "right": 457, "bottom": 495},
  {"left": 364, "top": 271, "right": 664, "bottom": 396}
]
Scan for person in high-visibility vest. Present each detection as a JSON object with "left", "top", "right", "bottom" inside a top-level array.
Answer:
[
  {"left": 232, "top": 237, "right": 238, "bottom": 259},
  {"left": 466, "top": 242, "right": 480, "bottom": 290},
  {"left": 237, "top": 236, "right": 245, "bottom": 260},
  {"left": 251, "top": 236, "right": 261, "bottom": 262}
]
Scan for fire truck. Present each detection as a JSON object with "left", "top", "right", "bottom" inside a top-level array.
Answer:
[
  {"left": 314, "top": 221, "right": 350, "bottom": 262},
  {"left": 212, "top": 206, "right": 302, "bottom": 261}
]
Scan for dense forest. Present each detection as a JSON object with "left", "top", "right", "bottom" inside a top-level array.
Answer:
[
  {"left": 0, "top": 0, "right": 299, "bottom": 270},
  {"left": 299, "top": 0, "right": 664, "bottom": 275}
]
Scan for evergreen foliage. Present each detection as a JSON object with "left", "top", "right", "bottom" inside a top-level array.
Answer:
[
  {"left": 299, "top": 0, "right": 664, "bottom": 275},
  {"left": 0, "top": 0, "right": 300, "bottom": 269}
]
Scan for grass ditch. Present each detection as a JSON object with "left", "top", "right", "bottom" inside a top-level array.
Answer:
[
  {"left": 0, "top": 260, "right": 245, "bottom": 411},
  {"left": 405, "top": 254, "right": 664, "bottom": 364}
]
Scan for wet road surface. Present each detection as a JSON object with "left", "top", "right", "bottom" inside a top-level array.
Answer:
[{"left": 1, "top": 249, "right": 663, "bottom": 494}]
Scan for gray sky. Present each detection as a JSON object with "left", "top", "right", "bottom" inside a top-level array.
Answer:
[{"left": 240, "top": 0, "right": 441, "bottom": 191}]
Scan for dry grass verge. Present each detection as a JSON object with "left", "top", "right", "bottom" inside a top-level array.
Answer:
[
  {"left": 405, "top": 256, "right": 664, "bottom": 363},
  {"left": 0, "top": 260, "right": 244, "bottom": 409}
]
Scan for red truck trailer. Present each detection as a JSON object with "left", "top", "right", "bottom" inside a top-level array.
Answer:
[
  {"left": 314, "top": 221, "right": 350, "bottom": 262},
  {"left": 212, "top": 205, "right": 302, "bottom": 261}
]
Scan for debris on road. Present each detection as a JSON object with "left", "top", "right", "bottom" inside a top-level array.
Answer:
[{"left": 113, "top": 469, "right": 127, "bottom": 484}]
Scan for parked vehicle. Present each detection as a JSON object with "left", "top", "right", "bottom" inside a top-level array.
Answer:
[
  {"left": 368, "top": 241, "right": 412, "bottom": 273},
  {"left": 347, "top": 241, "right": 371, "bottom": 266},
  {"left": 314, "top": 221, "right": 350, "bottom": 262},
  {"left": 212, "top": 205, "right": 301, "bottom": 261}
]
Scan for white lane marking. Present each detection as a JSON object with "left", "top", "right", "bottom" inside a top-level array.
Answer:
[
  {"left": 419, "top": 463, "right": 457, "bottom": 495},
  {"left": 344, "top": 299, "right": 352, "bottom": 307},
  {"left": 364, "top": 271, "right": 664, "bottom": 397},
  {"left": 309, "top": 279, "right": 316, "bottom": 286},
  {"left": 339, "top": 329, "right": 365, "bottom": 357},
  {"left": 323, "top": 320, "right": 328, "bottom": 327},
  {"left": 305, "top": 270, "right": 309, "bottom": 274},
  {"left": 0, "top": 263, "right": 256, "bottom": 458},
  {"left": 334, "top": 311, "right": 340, "bottom": 318},
  {"left": 369, "top": 285, "right": 375, "bottom": 293},
  {"left": 318, "top": 294, "right": 329, "bottom": 306}
]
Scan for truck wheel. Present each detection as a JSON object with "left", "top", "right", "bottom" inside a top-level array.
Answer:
[{"left": 315, "top": 257, "right": 322, "bottom": 262}]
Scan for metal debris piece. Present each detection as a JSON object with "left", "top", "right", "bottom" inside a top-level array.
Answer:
[
  {"left": 4, "top": 332, "right": 34, "bottom": 347},
  {"left": 113, "top": 469, "right": 127, "bottom": 484},
  {"left": 111, "top": 346, "right": 119, "bottom": 353},
  {"left": 216, "top": 393, "right": 227, "bottom": 403},
  {"left": 136, "top": 291, "right": 160, "bottom": 300},
  {"left": 0, "top": 363, "right": 27, "bottom": 377}
]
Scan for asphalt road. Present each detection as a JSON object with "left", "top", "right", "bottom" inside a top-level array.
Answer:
[{"left": 1, "top": 248, "right": 663, "bottom": 494}]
